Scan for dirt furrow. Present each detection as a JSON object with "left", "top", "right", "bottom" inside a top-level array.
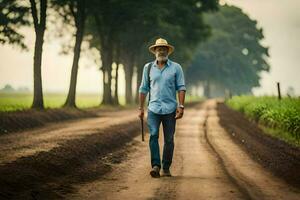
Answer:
[{"left": 204, "top": 100, "right": 300, "bottom": 200}]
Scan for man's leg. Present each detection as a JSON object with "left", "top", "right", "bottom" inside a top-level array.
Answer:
[
  {"left": 161, "top": 111, "right": 176, "bottom": 170},
  {"left": 147, "top": 110, "right": 162, "bottom": 169}
]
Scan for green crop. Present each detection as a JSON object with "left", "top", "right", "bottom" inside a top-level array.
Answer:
[{"left": 226, "top": 96, "right": 300, "bottom": 145}]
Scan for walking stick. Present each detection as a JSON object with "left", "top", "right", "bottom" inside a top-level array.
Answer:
[{"left": 141, "top": 118, "right": 145, "bottom": 142}]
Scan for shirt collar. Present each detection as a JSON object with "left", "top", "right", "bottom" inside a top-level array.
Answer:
[{"left": 154, "top": 59, "right": 171, "bottom": 67}]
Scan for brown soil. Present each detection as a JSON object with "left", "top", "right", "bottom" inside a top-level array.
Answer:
[
  {"left": 0, "top": 106, "right": 133, "bottom": 134},
  {"left": 217, "top": 102, "right": 300, "bottom": 187},
  {"left": 0, "top": 121, "right": 140, "bottom": 199}
]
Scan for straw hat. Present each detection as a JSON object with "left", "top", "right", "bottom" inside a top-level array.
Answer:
[{"left": 149, "top": 38, "right": 175, "bottom": 55}]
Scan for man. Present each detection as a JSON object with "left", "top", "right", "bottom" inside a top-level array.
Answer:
[{"left": 138, "top": 38, "right": 186, "bottom": 178}]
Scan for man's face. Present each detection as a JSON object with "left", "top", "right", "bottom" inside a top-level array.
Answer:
[{"left": 155, "top": 46, "right": 169, "bottom": 62}]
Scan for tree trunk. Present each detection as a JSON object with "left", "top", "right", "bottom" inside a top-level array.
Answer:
[
  {"left": 124, "top": 65, "right": 133, "bottom": 104},
  {"left": 124, "top": 55, "right": 134, "bottom": 105},
  {"left": 94, "top": 14, "right": 114, "bottom": 105},
  {"left": 135, "top": 62, "right": 143, "bottom": 103},
  {"left": 32, "top": 28, "right": 45, "bottom": 109},
  {"left": 101, "top": 64, "right": 110, "bottom": 105},
  {"left": 30, "top": 0, "right": 47, "bottom": 109},
  {"left": 64, "top": 26, "right": 84, "bottom": 107},
  {"left": 204, "top": 80, "right": 211, "bottom": 99},
  {"left": 100, "top": 47, "right": 113, "bottom": 105},
  {"left": 113, "top": 63, "right": 120, "bottom": 105},
  {"left": 64, "top": 0, "right": 86, "bottom": 108},
  {"left": 113, "top": 46, "right": 120, "bottom": 105},
  {"left": 101, "top": 67, "right": 107, "bottom": 104}
]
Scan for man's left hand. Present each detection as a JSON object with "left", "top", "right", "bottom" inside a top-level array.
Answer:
[{"left": 175, "top": 107, "right": 184, "bottom": 119}]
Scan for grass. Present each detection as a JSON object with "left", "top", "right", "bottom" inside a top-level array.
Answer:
[
  {"left": 0, "top": 93, "right": 102, "bottom": 112},
  {"left": 226, "top": 95, "right": 300, "bottom": 147},
  {"left": 0, "top": 92, "right": 202, "bottom": 112}
]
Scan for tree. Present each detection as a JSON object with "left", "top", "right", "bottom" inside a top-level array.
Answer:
[
  {"left": 30, "top": 0, "right": 48, "bottom": 109},
  {"left": 87, "top": 0, "right": 116, "bottom": 105},
  {"left": 186, "top": 5, "right": 270, "bottom": 97},
  {"left": 0, "top": 0, "right": 48, "bottom": 109},
  {"left": 52, "top": 0, "right": 87, "bottom": 108}
]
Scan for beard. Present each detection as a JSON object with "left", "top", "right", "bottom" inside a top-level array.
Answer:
[{"left": 156, "top": 54, "right": 168, "bottom": 62}]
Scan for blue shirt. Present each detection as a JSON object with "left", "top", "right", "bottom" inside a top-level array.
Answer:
[{"left": 139, "top": 59, "right": 186, "bottom": 114}]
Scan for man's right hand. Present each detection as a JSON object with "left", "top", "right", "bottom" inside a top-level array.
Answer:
[{"left": 138, "top": 109, "right": 144, "bottom": 119}]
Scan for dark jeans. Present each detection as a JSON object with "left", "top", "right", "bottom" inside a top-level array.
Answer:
[{"left": 147, "top": 110, "right": 176, "bottom": 170}]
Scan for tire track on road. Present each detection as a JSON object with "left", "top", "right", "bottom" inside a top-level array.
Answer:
[
  {"left": 203, "top": 110, "right": 261, "bottom": 200},
  {"left": 172, "top": 104, "right": 245, "bottom": 199}
]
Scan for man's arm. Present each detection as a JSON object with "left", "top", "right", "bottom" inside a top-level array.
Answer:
[
  {"left": 175, "top": 90, "right": 186, "bottom": 119},
  {"left": 138, "top": 93, "right": 146, "bottom": 119},
  {"left": 178, "top": 90, "right": 185, "bottom": 106},
  {"left": 175, "top": 64, "right": 186, "bottom": 119},
  {"left": 138, "top": 64, "right": 150, "bottom": 119}
]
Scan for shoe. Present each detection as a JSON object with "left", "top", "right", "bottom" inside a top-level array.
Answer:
[
  {"left": 150, "top": 166, "right": 160, "bottom": 178},
  {"left": 161, "top": 169, "right": 172, "bottom": 177}
]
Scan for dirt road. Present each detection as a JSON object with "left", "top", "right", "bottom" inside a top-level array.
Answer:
[
  {"left": 64, "top": 100, "right": 300, "bottom": 200},
  {"left": 0, "top": 109, "right": 137, "bottom": 164},
  {"left": 0, "top": 100, "right": 299, "bottom": 199}
]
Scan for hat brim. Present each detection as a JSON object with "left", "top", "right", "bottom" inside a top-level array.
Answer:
[{"left": 149, "top": 44, "right": 174, "bottom": 55}]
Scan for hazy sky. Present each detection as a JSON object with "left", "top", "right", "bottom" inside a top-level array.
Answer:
[{"left": 0, "top": 0, "right": 299, "bottom": 95}]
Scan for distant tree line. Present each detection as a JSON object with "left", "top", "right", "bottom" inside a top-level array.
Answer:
[
  {"left": 0, "top": 0, "right": 218, "bottom": 109},
  {"left": 0, "top": 84, "right": 30, "bottom": 93},
  {"left": 186, "top": 5, "right": 270, "bottom": 98}
]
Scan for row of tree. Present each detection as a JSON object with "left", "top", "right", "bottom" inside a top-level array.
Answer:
[
  {"left": 0, "top": 0, "right": 218, "bottom": 109},
  {"left": 186, "top": 5, "right": 270, "bottom": 97}
]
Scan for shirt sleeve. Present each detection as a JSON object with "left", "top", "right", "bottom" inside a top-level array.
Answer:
[
  {"left": 139, "top": 64, "right": 150, "bottom": 94},
  {"left": 175, "top": 64, "right": 186, "bottom": 91}
]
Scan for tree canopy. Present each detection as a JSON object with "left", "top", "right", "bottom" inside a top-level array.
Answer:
[
  {"left": 0, "top": 0, "right": 30, "bottom": 50},
  {"left": 186, "top": 5, "right": 270, "bottom": 97}
]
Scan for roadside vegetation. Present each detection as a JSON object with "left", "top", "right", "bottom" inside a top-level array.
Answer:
[{"left": 226, "top": 96, "right": 300, "bottom": 147}]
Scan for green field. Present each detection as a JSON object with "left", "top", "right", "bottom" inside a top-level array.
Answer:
[
  {"left": 0, "top": 93, "right": 99, "bottom": 111},
  {"left": 0, "top": 92, "right": 201, "bottom": 112},
  {"left": 226, "top": 96, "right": 300, "bottom": 146}
]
